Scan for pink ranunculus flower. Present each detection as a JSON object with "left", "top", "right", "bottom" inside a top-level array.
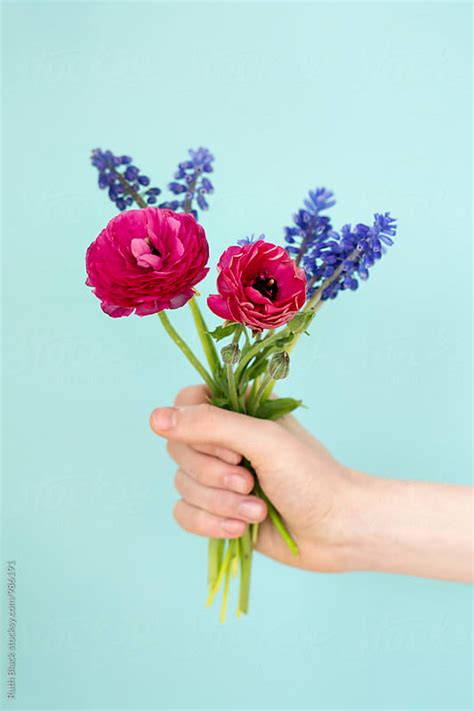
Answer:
[
  {"left": 207, "top": 240, "right": 307, "bottom": 331},
  {"left": 85, "top": 208, "right": 209, "bottom": 317}
]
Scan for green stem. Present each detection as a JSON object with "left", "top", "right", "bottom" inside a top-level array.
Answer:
[
  {"left": 219, "top": 541, "right": 233, "bottom": 623},
  {"left": 226, "top": 364, "right": 240, "bottom": 411},
  {"left": 208, "top": 538, "right": 223, "bottom": 589},
  {"left": 232, "top": 325, "right": 243, "bottom": 345},
  {"left": 188, "top": 297, "right": 220, "bottom": 376},
  {"left": 260, "top": 376, "right": 276, "bottom": 403},
  {"left": 238, "top": 525, "right": 253, "bottom": 615},
  {"left": 248, "top": 373, "right": 272, "bottom": 415},
  {"left": 260, "top": 301, "right": 324, "bottom": 402},
  {"left": 216, "top": 538, "right": 224, "bottom": 571},
  {"left": 207, "top": 541, "right": 233, "bottom": 606},
  {"left": 158, "top": 311, "right": 215, "bottom": 391},
  {"left": 308, "top": 245, "right": 359, "bottom": 308},
  {"left": 245, "top": 374, "right": 260, "bottom": 413},
  {"left": 253, "top": 480, "right": 298, "bottom": 556},
  {"left": 232, "top": 537, "right": 240, "bottom": 577},
  {"left": 234, "top": 329, "right": 283, "bottom": 382}
]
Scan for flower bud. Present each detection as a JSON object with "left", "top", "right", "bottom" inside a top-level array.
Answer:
[
  {"left": 268, "top": 351, "right": 290, "bottom": 380},
  {"left": 221, "top": 343, "right": 240, "bottom": 365}
]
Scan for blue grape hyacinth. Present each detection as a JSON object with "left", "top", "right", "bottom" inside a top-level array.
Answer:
[
  {"left": 237, "top": 233, "right": 265, "bottom": 246},
  {"left": 307, "top": 212, "right": 397, "bottom": 300},
  {"left": 284, "top": 187, "right": 336, "bottom": 270},
  {"left": 90, "top": 149, "right": 162, "bottom": 210},
  {"left": 161, "top": 147, "right": 215, "bottom": 218},
  {"left": 284, "top": 188, "right": 396, "bottom": 301}
]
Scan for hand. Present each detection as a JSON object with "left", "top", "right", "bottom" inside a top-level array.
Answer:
[
  {"left": 150, "top": 385, "right": 473, "bottom": 582},
  {"left": 150, "top": 385, "right": 360, "bottom": 573}
]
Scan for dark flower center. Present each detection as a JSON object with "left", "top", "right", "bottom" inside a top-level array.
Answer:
[
  {"left": 144, "top": 237, "right": 161, "bottom": 257},
  {"left": 252, "top": 273, "right": 278, "bottom": 301}
]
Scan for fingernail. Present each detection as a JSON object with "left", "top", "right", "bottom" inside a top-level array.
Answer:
[
  {"left": 238, "top": 499, "right": 265, "bottom": 521},
  {"left": 151, "top": 407, "right": 177, "bottom": 431},
  {"left": 222, "top": 519, "right": 244, "bottom": 534},
  {"left": 226, "top": 474, "right": 249, "bottom": 494}
]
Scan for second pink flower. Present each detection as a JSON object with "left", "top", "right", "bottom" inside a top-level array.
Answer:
[{"left": 207, "top": 240, "right": 307, "bottom": 331}]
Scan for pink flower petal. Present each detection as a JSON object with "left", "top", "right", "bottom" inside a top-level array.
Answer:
[
  {"left": 100, "top": 302, "right": 134, "bottom": 318},
  {"left": 136, "top": 253, "right": 163, "bottom": 269},
  {"left": 244, "top": 286, "right": 271, "bottom": 305},
  {"left": 169, "top": 290, "right": 194, "bottom": 309},
  {"left": 131, "top": 238, "right": 151, "bottom": 259},
  {"left": 207, "top": 294, "right": 232, "bottom": 320}
]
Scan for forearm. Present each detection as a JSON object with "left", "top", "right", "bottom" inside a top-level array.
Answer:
[{"left": 345, "top": 471, "right": 474, "bottom": 583}]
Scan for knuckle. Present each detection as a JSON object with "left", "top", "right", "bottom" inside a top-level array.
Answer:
[
  {"left": 208, "top": 488, "right": 232, "bottom": 516},
  {"left": 193, "top": 467, "right": 207, "bottom": 485},
  {"left": 197, "top": 402, "right": 217, "bottom": 425},
  {"left": 259, "top": 417, "right": 279, "bottom": 437},
  {"left": 207, "top": 488, "right": 221, "bottom": 511},
  {"left": 194, "top": 459, "right": 221, "bottom": 486}
]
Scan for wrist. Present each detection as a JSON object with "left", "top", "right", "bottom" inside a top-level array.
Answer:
[
  {"left": 301, "top": 466, "right": 380, "bottom": 574},
  {"left": 329, "top": 468, "right": 385, "bottom": 574}
]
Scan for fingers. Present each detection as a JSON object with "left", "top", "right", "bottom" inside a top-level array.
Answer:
[
  {"left": 173, "top": 384, "right": 210, "bottom": 407},
  {"left": 173, "top": 385, "right": 311, "bottom": 455},
  {"left": 173, "top": 469, "right": 267, "bottom": 538},
  {"left": 150, "top": 402, "right": 289, "bottom": 468},
  {"left": 172, "top": 386, "right": 242, "bottom": 465},
  {"left": 174, "top": 469, "right": 267, "bottom": 523},
  {"left": 173, "top": 500, "right": 246, "bottom": 538},
  {"left": 194, "top": 443, "right": 242, "bottom": 466},
  {"left": 166, "top": 441, "right": 253, "bottom": 494}
]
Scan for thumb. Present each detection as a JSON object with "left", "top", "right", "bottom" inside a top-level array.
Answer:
[{"left": 150, "top": 403, "right": 291, "bottom": 471}]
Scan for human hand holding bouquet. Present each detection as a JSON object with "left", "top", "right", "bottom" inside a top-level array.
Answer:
[
  {"left": 86, "top": 147, "right": 397, "bottom": 620},
  {"left": 153, "top": 383, "right": 353, "bottom": 574}
]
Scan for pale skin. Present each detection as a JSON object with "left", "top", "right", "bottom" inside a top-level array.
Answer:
[{"left": 150, "top": 385, "right": 473, "bottom": 584}]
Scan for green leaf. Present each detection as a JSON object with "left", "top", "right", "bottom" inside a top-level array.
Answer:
[
  {"left": 207, "top": 323, "right": 240, "bottom": 341},
  {"left": 268, "top": 332, "right": 296, "bottom": 352},
  {"left": 287, "top": 311, "right": 314, "bottom": 334},
  {"left": 210, "top": 395, "right": 232, "bottom": 409},
  {"left": 255, "top": 397, "right": 303, "bottom": 420}
]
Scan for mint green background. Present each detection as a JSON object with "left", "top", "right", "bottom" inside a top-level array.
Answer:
[{"left": 2, "top": 1, "right": 472, "bottom": 709}]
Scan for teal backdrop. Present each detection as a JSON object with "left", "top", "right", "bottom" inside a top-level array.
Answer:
[{"left": 2, "top": 1, "right": 472, "bottom": 709}]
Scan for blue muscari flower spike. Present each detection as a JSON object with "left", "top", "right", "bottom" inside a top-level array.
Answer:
[
  {"left": 284, "top": 187, "right": 336, "bottom": 270},
  {"left": 303, "top": 188, "right": 336, "bottom": 213},
  {"left": 91, "top": 148, "right": 162, "bottom": 211},
  {"left": 237, "top": 233, "right": 265, "bottom": 246},
  {"left": 307, "top": 212, "right": 397, "bottom": 301},
  {"left": 162, "top": 147, "right": 215, "bottom": 219}
]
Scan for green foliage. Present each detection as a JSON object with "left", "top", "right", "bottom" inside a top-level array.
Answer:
[
  {"left": 287, "top": 311, "right": 314, "bottom": 335},
  {"left": 244, "top": 357, "right": 270, "bottom": 382},
  {"left": 207, "top": 323, "right": 240, "bottom": 341},
  {"left": 254, "top": 397, "right": 303, "bottom": 420}
]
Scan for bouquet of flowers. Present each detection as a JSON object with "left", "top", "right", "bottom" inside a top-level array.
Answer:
[{"left": 86, "top": 147, "right": 397, "bottom": 621}]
